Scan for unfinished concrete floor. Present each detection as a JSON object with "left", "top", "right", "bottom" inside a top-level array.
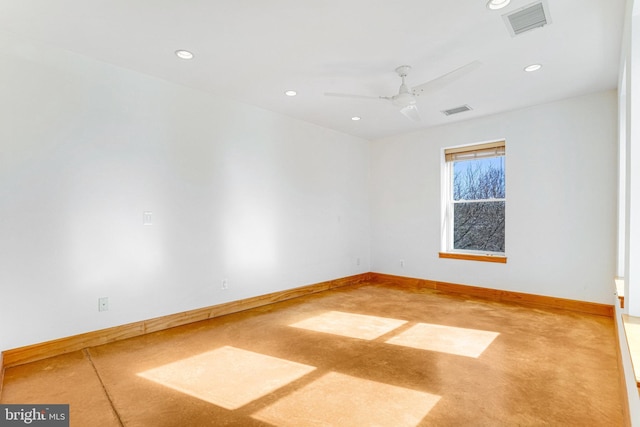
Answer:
[{"left": 0, "top": 281, "right": 624, "bottom": 426}]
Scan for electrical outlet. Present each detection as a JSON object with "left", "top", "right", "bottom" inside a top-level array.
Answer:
[
  {"left": 98, "top": 297, "right": 109, "bottom": 312},
  {"left": 400, "top": 259, "right": 405, "bottom": 268},
  {"left": 356, "top": 257, "right": 361, "bottom": 266},
  {"left": 222, "top": 279, "right": 228, "bottom": 290}
]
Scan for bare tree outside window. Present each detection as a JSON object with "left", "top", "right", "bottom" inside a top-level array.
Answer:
[{"left": 452, "top": 157, "right": 505, "bottom": 252}]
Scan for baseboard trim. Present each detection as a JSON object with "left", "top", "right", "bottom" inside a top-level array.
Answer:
[
  {"left": 369, "top": 273, "right": 614, "bottom": 317},
  {"left": 0, "top": 352, "right": 4, "bottom": 401},
  {"left": 1, "top": 273, "right": 372, "bottom": 370},
  {"left": 1, "top": 271, "right": 613, "bottom": 375}
]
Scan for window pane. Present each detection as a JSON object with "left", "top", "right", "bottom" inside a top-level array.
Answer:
[
  {"left": 453, "top": 157, "right": 505, "bottom": 201},
  {"left": 454, "top": 201, "right": 505, "bottom": 252}
]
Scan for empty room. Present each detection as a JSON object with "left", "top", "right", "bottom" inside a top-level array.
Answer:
[{"left": 1, "top": 0, "right": 640, "bottom": 425}]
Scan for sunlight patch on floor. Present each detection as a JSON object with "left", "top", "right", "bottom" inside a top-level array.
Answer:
[
  {"left": 289, "top": 310, "right": 408, "bottom": 340},
  {"left": 385, "top": 323, "right": 499, "bottom": 358},
  {"left": 252, "top": 371, "right": 440, "bottom": 427},
  {"left": 137, "top": 346, "right": 315, "bottom": 409}
]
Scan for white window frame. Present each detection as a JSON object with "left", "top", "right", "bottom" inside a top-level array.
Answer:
[{"left": 441, "top": 141, "right": 506, "bottom": 258}]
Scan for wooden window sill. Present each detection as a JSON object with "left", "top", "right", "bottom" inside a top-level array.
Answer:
[
  {"left": 439, "top": 252, "right": 507, "bottom": 264},
  {"left": 615, "top": 278, "right": 625, "bottom": 309},
  {"left": 621, "top": 314, "right": 640, "bottom": 392}
]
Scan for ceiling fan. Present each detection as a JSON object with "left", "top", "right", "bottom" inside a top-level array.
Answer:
[{"left": 325, "top": 61, "right": 482, "bottom": 122}]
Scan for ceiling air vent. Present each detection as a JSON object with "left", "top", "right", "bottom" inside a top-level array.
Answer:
[
  {"left": 442, "top": 105, "right": 472, "bottom": 116},
  {"left": 503, "top": 1, "right": 551, "bottom": 37}
]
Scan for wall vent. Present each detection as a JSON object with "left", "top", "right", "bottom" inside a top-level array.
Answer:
[
  {"left": 442, "top": 105, "right": 472, "bottom": 116},
  {"left": 503, "top": 1, "right": 551, "bottom": 37}
]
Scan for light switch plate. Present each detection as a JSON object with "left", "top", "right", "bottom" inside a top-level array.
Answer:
[{"left": 143, "top": 211, "right": 153, "bottom": 225}]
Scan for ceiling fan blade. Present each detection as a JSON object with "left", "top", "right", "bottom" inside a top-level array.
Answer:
[
  {"left": 400, "top": 104, "right": 421, "bottom": 122},
  {"left": 324, "top": 92, "right": 382, "bottom": 100},
  {"left": 411, "top": 61, "right": 482, "bottom": 96}
]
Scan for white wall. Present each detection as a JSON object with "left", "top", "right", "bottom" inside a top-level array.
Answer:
[
  {"left": 0, "top": 31, "right": 619, "bottom": 358},
  {"left": 0, "top": 35, "right": 371, "bottom": 351},
  {"left": 370, "top": 91, "right": 618, "bottom": 304}
]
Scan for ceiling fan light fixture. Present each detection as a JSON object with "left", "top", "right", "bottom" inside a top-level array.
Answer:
[
  {"left": 175, "top": 50, "right": 194, "bottom": 60},
  {"left": 487, "top": 0, "right": 511, "bottom": 10},
  {"left": 400, "top": 104, "right": 421, "bottom": 122}
]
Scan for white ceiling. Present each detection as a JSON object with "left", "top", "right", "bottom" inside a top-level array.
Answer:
[{"left": 0, "top": 0, "right": 626, "bottom": 140}]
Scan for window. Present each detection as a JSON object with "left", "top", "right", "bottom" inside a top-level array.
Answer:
[{"left": 440, "top": 141, "right": 506, "bottom": 263}]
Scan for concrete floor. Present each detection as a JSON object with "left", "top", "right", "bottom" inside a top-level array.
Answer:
[{"left": 1, "top": 282, "right": 624, "bottom": 426}]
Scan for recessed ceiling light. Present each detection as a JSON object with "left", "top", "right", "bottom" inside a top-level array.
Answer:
[
  {"left": 351, "top": 116, "right": 361, "bottom": 121},
  {"left": 175, "top": 50, "right": 194, "bottom": 60},
  {"left": 524, "top": 64, "right": 543, "bottom": 72},
  {"left": 486, "top": 0, "right": 511, "bottom": 10},
  {"left": 284, "top": 90, "right": 297, "bottom": 96}
]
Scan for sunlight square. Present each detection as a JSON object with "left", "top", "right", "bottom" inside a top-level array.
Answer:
[
  {"left": 289, "top": 311, "right": 407, "bottom": 340},
  {"left": 137, "top": 346, "right": 315, "bottom": 410},
  {"left": 252, "top": 372, "right": 440, "bottom": 427},
  {"left": 385, "top": 323, "right": 499, "bottom": 358}
]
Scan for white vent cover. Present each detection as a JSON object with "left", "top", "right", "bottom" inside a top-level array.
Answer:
[
  {"left": 442, "top": 105, "right": 472, "bottom": 116},
  {"left": 503, "top": 1, "right": 551, "bottom": 37}
]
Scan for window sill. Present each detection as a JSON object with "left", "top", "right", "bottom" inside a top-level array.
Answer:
[
  {"left": 621, "top": 314, "right": 640, "bottom": 392},
  {"left": 439, "top": 252, "right": 507, "bottom": 264},
  {"left": 615, "top": 278, "right": 625, "bottom": 309}
]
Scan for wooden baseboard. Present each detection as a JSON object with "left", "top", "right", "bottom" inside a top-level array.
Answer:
[
  {"left": 1, "top": 273, "right": 372, "bottom": 369},
  {"left": 0, "top": 352, "right": 4, "bottom": 401},
  {"left": 0, "top": 271, "right": 613, "bottom": 375},
  {"left": 369, "top": 273, "right": 614, "bottom": 317}
]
